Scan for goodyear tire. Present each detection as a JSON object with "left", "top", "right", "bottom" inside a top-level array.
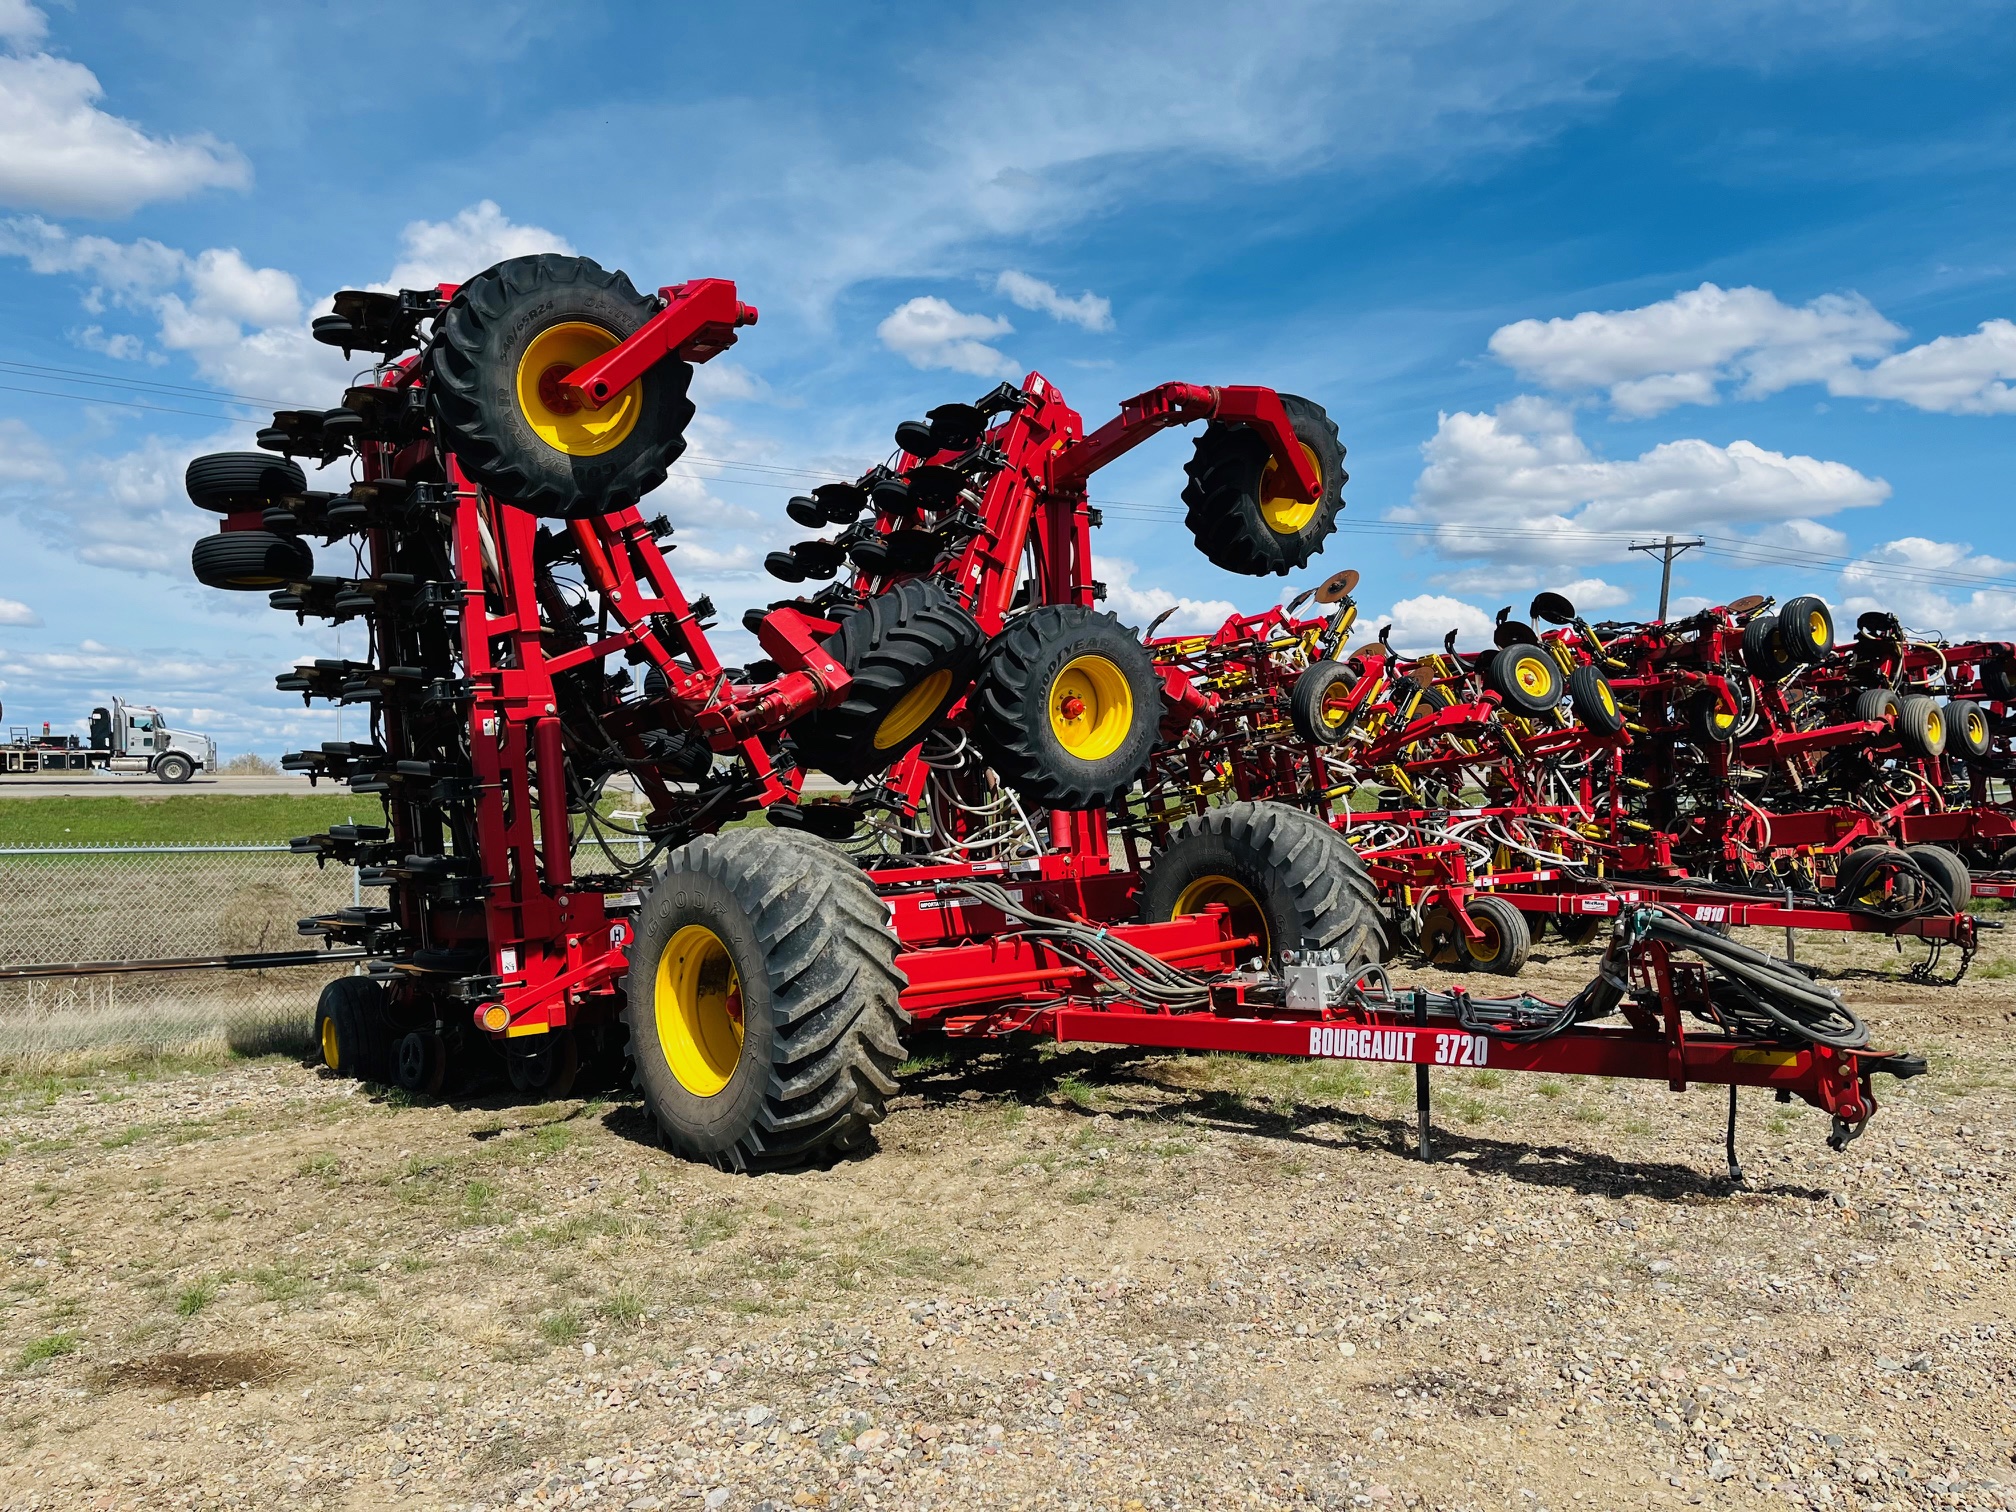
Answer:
[
  {"left": 1139, "top": 800, "right": 1384, "bottom": 966},
  {"left": 428, "top": 254, "right": 695, "bottom": 519},
  {"left": 185, "top": 452, "right": 306, "bottom": 512},
  {"left": 1179, "top": 394, "right": 1345, "bottom": 577},
  {"left": 784, "top": 579, "right": 983, "bottom": 783},
  {"left": 1289, "top": 659, "right": 1358, "bottom": 746},
  {"left": 623, "top": 828, "right": 907, "bottom": 1172},
  {"left": 191, "top": 530, "right": 313, "bottom": 590},
  {"left": 1897, "top": 694, "right": 1946, "bottom": 758},
  {"left": 314, "top": 977, "right": 393, "bottom": 1081},
  {"left": 1905, "top": 844, "right": 1972, "bottom": 911},
  {"left": 1742, "top": 613, "right": 1799, "bottom": 682},
  {"left": 1486, "top": 643, "right": 1563, "bottom": 716},
  {"left": 1566, "top": 664, "right": 1624, "bottom": 734},
  {"left": 1947, "top": 699, "right": 1992, "bottom": 758},
  {"left": 1777, "top": 596, "right": 1835, "bottom": 665},
  {"left": 974, "top": 605, "right": 1161, "bottom": 810}
]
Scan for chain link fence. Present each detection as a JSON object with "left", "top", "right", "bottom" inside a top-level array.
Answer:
[{"left": 0, "top": 845, "right": 359, "bottom": 1066}]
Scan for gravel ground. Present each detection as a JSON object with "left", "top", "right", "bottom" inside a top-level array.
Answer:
[{"left": 1, "top": 925, "right": 2012, "bottom": 1512}]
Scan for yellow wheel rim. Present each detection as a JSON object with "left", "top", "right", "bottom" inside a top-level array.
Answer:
[
  {"left": 1808, "top": 609, "right": 1829, "bottom": 646},
  {"left": 1172, "top": 874, "right": 1269, "bottom": 956},
  {"left": 1320, "top": 682, "right": 1353, "bottom": 729},
  {"left": 515, "top": 321, "right": 642, "bottom": 458},
  {"left": 654, "top": 925, "right": 744, "bottom": 1098},
  {"left": 1511, "top": 654, "right": 1551, "bottom": 698},
  {"left": 1259, "top": 442, "right": 1322, "bottom": 535},
  {"left": 1966, "top": 710, "right": 1987, "bottom": 747},
  {"left": 874, "top": 668, "right": 953, "bottom": 750},
  {"left": 1598, "top": 680, "right": 1616, "bottom": 715},
  {"left": 319, "top": 1015, "right": 340, "bottom": 1071},
  {"left": 1925, "top": 711, "right": 1943, "bottom": 746},
  {"left": 1049, "top": 655, "right": 1134, "bottom": 761},
  {"left": 1466, "top": 917, "right": 1503, "bottom": 964}
]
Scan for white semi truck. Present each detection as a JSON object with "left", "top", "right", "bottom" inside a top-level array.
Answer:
[{"left": 0, "top": 697, "right": 216, "bottom": 782}]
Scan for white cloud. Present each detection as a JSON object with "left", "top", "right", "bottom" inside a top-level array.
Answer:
[
  {"left": 1488, "top": 283, "right": 1902, "bottom": 417},
  {"left": 1489, "top": 282, "right": 2016, "bottom": 418},
  {"left": 1430, "top": 564, "right": 1632, "bottom": 612},
  {"left": 377, "top": 199, "right": 575, "bottom": 291},
  {"left": 1398, "top": 396, "right": 1888, "bottom": 564},
  {"left": 995, "top": 270, "right": 1113, "bottom": 332},
  {"left": 1357, "top": 594, "right": 1496, "bottom": 656},
  {"left": 72, "top": 323, "right": 148, "bottom": 361},
  {"left": 0, "top": 595, "right": 41, "bottom": 626},
  {"left": 0, "top": 8, "right": 248, "bottom": 216},
  {"left": 1750, "top": 517, "right": 1850, "bottom": 555},
  {"left": 1828, "top": 319, "right": 2016, "bottom": 416},
  {"left": 877, "top": 296, "right": 1019, "bottom": 378},
  {"left": 1093, "top": 554, "right": 1236, "bottom": 635},
  {"left": 1839, "top": 536, "right": 2016, "bottom": 641}
]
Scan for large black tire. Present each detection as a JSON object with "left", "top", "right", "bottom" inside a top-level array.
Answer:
[
  {"left": 1905, "top": 844, "right": 1972, "bottom": 911},
  {"left": 314, "top": 976, "right": 393, "bottom": 1081},
  {"left": 1484, "top": 643, "right": 1563, "bottom": 716},
  {"left": 1289, "top": 659, "right": 1358, "bottom": 745},
  {"left": 191, "top": 530, "right": 313, "bottom": 590},
  {"left": 1897, "top": 694, "right": 1947, "bottom": 758},
  {"left": 622, "top": 828, "right": 908, "bottom": 1173},
  {"left": 1139, "top": 800, "right": 1384, "bottom": 967},
  {"left": 185, "top": 452, "right": 306, "bottom": 512},
  {"left": 1777, "top": 596, "right": 1835, "bottom": 665},
  {"left": 1742, "top": 613, "right": 1799, "bottom": 683},
  {"left": 428, "top": 254, "right": 695, "bottom": 519},
  {"left": 973, "top": 604, "right": 1161, "bottom": 810},
  {"left": 1179, "top": 394, "right": 1345, "bottom": 577},
  {"left": 1566, "top": 663, "right": 1624, "bottom": 734},
  {"left": 1854, "top": 688, "right": 1899, "bottom": 727},
  {"left": 152, "top": 752, "right": 195, "bottom": 784},
  {"left": 1947, "top": 699, "right": 1992, "bottom": 758},
  {"left": 784, "top": 579, "right": 984, "bottom": 783}
]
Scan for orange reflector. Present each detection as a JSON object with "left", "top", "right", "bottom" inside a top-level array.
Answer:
[{"left": 478, "top": 1004, "right": 510, "bottom": 1033}]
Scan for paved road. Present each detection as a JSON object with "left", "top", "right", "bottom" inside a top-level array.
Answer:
[{"left": 0, "top": 776, "right": 323, "bottom": 798}]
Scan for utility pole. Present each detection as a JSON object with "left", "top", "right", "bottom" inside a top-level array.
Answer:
[{"left": 1628, "top": 534, "right": 1704, "bottom": 622}]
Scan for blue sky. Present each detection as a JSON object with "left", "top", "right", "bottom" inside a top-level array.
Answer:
[{"left": 2, "top": 0, "right": 2015, "bottom": 758}]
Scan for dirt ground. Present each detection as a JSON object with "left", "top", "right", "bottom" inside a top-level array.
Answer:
[{"left": 2, "top": 923, "right": 2013, "bottom": 1512}]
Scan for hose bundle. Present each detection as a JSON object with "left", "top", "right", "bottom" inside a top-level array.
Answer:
[{"left": 940, "top": 879, "right": 1214, "bottom": 1011}]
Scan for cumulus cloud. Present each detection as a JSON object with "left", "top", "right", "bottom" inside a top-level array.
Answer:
[
  {"left": 877, "top": 297, "right": 1019, "bottom": 379},
  {"left": 995, "top": 270, "right": 1113, "bottom": 332},
  {"left": 0, "top": 595, "right": 41, "bottom": 626},
  {"left": 1093, "top": 555, "right": 1236, "bottom": 635},
  {"left": 377, "top": 199, "right": 575, "bottom": 291},
  {"left": 1430, "top": 565, "right": 1632, "bottom": 613},
  {"left": 1356, "top": 594, "right": 1496, "bottom": 656},
  {"left": 1489, "top": 282, "right": 2016, "bottom": 418},
  {"left": 1838, "top": 536, "right": 2016, "bottom": 641},
  {"left": 1398, "top": 396, "right": 1888, "bottom": 564},
  {"left": 0, "top": 6, "right": 248, "bottom": 216}
]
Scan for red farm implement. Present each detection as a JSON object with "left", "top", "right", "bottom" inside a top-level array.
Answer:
[{"left": 154, "top": 252, "right": 1925, "bottom": 1180}]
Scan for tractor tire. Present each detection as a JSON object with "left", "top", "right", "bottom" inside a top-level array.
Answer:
[
  {"left": 1854, "top": 688, "right": 1900, "bottom": 727},
  {"left": 784, "top": 579, "right": 983, "bottom": 783},
  {"left": 152, "top": 752, "right": 194, "bottom": 784},
  {"left": 1566, "top": 664, "right": 1624, "bottom": 734},
  {"left": 1776, "top": 596, "right": 1835, "bottom": 665},
  {"left": 973, "top": 605, "right": 1161, "bottom": 811},
  {"left": 1947, "top": 698, "right": 1992, "bottom": 758},
  {"left": 1905, "top": 844, "right": 1972, "bottom": 911},
  {"left": 1289, "top": 659, "right": 1358, "bottom": 745},
  {"left": 191, "top": 530, "right": 313, "bottom": 591},
  {"left": 1690, "top": 679, "right": 1755, "bottom": 743},
  {"left": 1897, "top": 694, "right": 1947, "bottom": 758},
  {"left": 1553, "top": 911, "right": 1607, "bottom": 947},
  {"left": 623, "top": 827, "right": 908, "bottom": 1172},
  {"left": 314, "top": 976, "right": 393, "bottom": 1081},
  {"left": 428, "top": 254, "right": 695, "bottom": 519},
  {"left": 1139, "top": 800, "right": 1384, "bottom": 967},
  {"left": 1453, "top": 894, "right": 1532, "bottom": 976},
  {"left": 1179, "top": 394, "right": 1345, "bottom": 577},
  {"left": 1485, "top": 643, "right": 1563, "bottom": 716},
  {"left": 1742, "top": 613, "right": 1799, "bottom": 682},
  {"left": 185, "top": 452, "right": 306, "bottom": 512}
]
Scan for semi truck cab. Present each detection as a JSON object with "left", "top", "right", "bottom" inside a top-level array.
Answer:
[{"left": 92, "top": 698, "right": 215, "bottom": 782}]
